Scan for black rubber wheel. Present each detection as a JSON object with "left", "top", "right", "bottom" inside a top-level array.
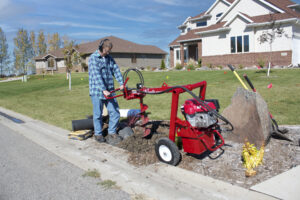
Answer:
[{"left": 155, "top": 137, "right": 181, "bottom": 166}]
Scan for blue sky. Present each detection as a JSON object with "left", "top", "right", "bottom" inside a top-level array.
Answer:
[{"left": 1, "top": 0, "right": 300, "bottom": 55}]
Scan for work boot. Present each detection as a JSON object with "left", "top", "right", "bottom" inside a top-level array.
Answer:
[
  {"left": 94, "top": 135, "right": 106, "bottom": 143},
  {"left": 106, "top": 133, "right": 122, "bottom": 146}
]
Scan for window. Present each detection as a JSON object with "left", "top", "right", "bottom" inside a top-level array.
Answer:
[
  {"left": 231, "top": 37, "right": 236, "bottom": 53},
  {"left": 237, "top": 36, "right": 242, "bottom": 53},
  {"left": 216, "top": 12, "right": 223, "bottom": 20},
  {"left": 176, "top": 50, "right": 180, "bottom": 60},
  {"left": 196, "top": 21, "right": 207, "bottom": 27},
  {"left": 216, "top": 13, "right": 223, "bottom": 18},
  {"left": 244, "top": 35, "right": 249, "bottom": 52},
  {"left": 230, "top": 35, "right": 250, "bottom": 53},
  {"left": 187, "top": 28, "right": 191, "bottom": 32},
  {"left": 184, "top": 49, "right": 188, "bottom": 62},
  {"left": 131, "top": 54, "right": 137, "bottom": 63}
]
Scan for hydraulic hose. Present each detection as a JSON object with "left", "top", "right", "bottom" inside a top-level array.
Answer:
[{"left": 121, "top": 68, "right": 233, "bottom": 131}]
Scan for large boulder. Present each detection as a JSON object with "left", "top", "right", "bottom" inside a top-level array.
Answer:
[{"left": 222, "top": 87, "right": 272, "bottom": 146}]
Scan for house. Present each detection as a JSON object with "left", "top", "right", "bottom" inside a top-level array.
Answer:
[
  {"left": 169, "top": 0, "right": 300, "bottom": 68},
  {"left": 35, "top": 36, "right": 167, "bottom": 74}
]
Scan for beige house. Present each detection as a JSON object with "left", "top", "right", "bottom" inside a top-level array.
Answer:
[{"left": 34, "top": 36, "right": 167, "bottom": 74}]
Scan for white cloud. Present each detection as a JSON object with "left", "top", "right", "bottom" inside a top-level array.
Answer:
[
  {"left": 153, "top": 0, "right": 182, "bottom": 6},
  {"left": 101, "top": 10, "right": 156, "bottom": 23},
  {"left": 0, "top": 24, "right": 17, "bottom": 33},
  {"left": 40, "top": 21, "right": 121, "bottom": 30}
]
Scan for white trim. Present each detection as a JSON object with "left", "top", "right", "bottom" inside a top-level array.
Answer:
[
  {"left": 177, "top": 38, "right": 202, "bottom": 43},
  {"left": 169, "top": 44, "right": 180, "bottom": 47},
  {"left": 195, "top": 27, "right": 231, "bottom": 35},
  {"left": 205, "top": 0, "right": 232, "bottom": 15},
  {"left": 246, "top": 18, "right": 298, "bottom": 28},
  {"left": 288, "top": 4, "right": 300, "bottom": 8},
  {"left": 42, "top": 54, "right": 58, "bottom": 59},
  {"left": 257, "top": 0, "right": 284, "bottom": 13},
  {"left": 224, "top": 12, "right": 253, "bottom": 26},
  {"left": 177, "top": 24, "right": 187, "bottom": 29},
  {"left": 216, "top": 0, "right": 241, "bottom": 23},
  {"left": 190, "top": 14, "right": 212, "bottom": 22},
  {"left": 205, "top": 0, "right": 221, "bottom": 14}
]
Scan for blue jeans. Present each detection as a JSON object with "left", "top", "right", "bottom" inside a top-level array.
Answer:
[{"left": 91, "top": 96, "right": 120, "bottom": 136}]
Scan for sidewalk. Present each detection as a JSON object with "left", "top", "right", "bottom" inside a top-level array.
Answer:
[{"left": 0, "top": 106, "right": 283, "bottom": 200}]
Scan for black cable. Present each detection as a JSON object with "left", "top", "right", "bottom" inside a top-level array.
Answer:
[
  {"left": 123, "top": 68, "right": 144, "bottom": 87},
  {"left": 138, "top": 86, "right": 234, "bottom": 131}
]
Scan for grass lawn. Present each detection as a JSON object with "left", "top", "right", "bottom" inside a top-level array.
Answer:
[{"left": 0, "top": 69, "right": 299, "bottom": 130}]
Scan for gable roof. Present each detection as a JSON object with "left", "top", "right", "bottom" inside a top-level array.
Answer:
[
  {"left": 35, "top": 36, "right": 167, "bottom": 60},
  {"left": 169, "top": 22, "right": 226, "bottom": 46},
  {"left": 169, "top": 0, "right": 300, "bottom": 46}
]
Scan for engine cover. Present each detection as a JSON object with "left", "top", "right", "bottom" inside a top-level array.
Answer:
[{"left": 181, "top": 99, "right": 218, "bottom": 128}]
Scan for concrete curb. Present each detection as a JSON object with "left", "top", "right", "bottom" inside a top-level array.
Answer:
[{"left": 0, "top": 106, "right": 278, "bottom": 200}]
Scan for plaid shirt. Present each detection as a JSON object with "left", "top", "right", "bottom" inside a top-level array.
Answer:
[{"left": 89, "top": 50, "right": 124, "bottom": 99}]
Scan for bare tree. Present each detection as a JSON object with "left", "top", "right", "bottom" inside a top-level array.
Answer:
[
  {"left": 257, "top": 13, "right": 288, "bottom": 76},
  {"left": 63, "top": 40, "right": 80, "bottom": 90}
]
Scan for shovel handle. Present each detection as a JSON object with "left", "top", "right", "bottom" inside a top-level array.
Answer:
[
  {"left": 243, "top": 74, "right": 256, "bottom": 92},
  {"left": 227, "top": 64, "right": 235, "bottom": 71}
]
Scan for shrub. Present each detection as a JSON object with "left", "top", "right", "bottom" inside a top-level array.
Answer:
[
  {"left": 175, "top": 62, "right": 183, "bottom": 70},
  {"left": 187, "top": 64, "right": 195, "bottom": 70},
  {"left": 258, "top": 59, "right": 265, "bottom": 68},
  {"left": 238, "top": 64, "right": 244, "bottom": 69},
  {"left": 217, "top": 65, "right": 223, "bottom": 69},
  {"left": 197, "top": 59, "right": 202, "bottom": 68},
  {"left": 146, "top": 66, "right": 151, "bottom": 71},
  {"left": 208, "top": 63, "right": 213, "bottom": 69},
  {"left": 160, "top": 59, "right": 166, "bottom": 70}
]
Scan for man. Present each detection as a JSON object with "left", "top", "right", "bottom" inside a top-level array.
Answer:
[{"left": 89, "top": 39, "right": 124, "bottom": 143}]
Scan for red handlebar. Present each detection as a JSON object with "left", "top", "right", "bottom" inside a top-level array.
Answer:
[{"left": 104, "top": 77, "right": 129, "bottom": 99}]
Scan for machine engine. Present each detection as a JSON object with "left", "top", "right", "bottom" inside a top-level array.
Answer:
[{"left": 181, "top": 99, "right": 220, "bottom": 128}]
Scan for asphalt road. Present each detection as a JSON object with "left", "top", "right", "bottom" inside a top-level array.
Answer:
[{"left": 0, "top": 123, "right": 131, "bottom": 200}]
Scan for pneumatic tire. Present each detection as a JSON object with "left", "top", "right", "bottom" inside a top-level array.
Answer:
[{"left": 155, "top": 137, "right": 181, "bottom": 166}]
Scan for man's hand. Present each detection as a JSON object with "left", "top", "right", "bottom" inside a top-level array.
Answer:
[
  {"left": 119, "top": 85, "right": 124, "bottom": 90},
  {"left": 103, "top": 90, "right": 111, "bottom": 96}
]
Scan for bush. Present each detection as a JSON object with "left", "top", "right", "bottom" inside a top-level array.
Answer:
[
  {"left": 187, "top": 64, "right": 195, "bottom": 70},
  {"left": 175, "top": 62, "right": 183, "bottom": 70},
  {"left": 217, "top": 65, "right": 223, "bottom": 69},
  {"left": 238, "top": 64, "right": 244, "bottom": 69},
  {"left": 146, "top": 66, "right": 151, "bottom": 71},
  {"left": 160, "top": 59, "right": 166, "bottom": 70},
  {"left": 258, "top": 59, "right": 265, "bottom": 68},
  {"left": 208, "top": 63, "right": 213, "bottom": 69},
  {"left": 197, "top": 59, "right": 202, "bottom": 68}
]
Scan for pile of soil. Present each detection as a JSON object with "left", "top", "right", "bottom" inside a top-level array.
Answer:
[{"left": 117, "top": 121, "right": 300, "bottom": 188}]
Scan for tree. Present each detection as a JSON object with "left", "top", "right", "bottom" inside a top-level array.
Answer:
[
  {"left": 0, "top": 27, "right": 10, "bottom": 77},
  {"left": 13, "top": 28, "right": 34, "bottom": 82},
  {"left": 29, "top": 31, "right": 37, "bottom": 74},
  {"left": 160, "top": 59, "right": 166, "bottom": 70},
  {"left": 48, "top": 32, "right": 61, "bottom": 52},
  {"left": 257, "top": 13, "right": 288, "bottom": 76},
  {"left": 63, "top": 40, "right": 80, "bottom": 90},
  {"left": 37, "top": 30, "right": 47, "bottom": 56}
]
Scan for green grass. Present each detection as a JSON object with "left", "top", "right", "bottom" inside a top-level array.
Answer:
[
  {"left": 82, "top": 169, "right": 101, "bottom": 178},
  {"left": 0, "top": 70, "right": 299, "bottom": 130},
  {"left": 97, "top": 180, "right": 118, "bottom": 189}
]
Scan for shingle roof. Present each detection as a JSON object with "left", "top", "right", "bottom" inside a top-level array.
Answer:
[
  {"left": 169, "top": 0, "right": 300, "bottom": 46},
  {"left": 35, "top": 36, "right": 166, "bottom": 60},
  {"left": 169, "top": 22, "right": 226, "bottom": 46}
]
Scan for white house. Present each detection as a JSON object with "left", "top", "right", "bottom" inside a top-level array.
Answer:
[{"left": 169, "top": 0, "right": 300, "bottom": 67}]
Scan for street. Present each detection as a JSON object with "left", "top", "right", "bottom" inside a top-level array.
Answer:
[{"left": 0, "top": 123, "right": 130, "bottom": 200}]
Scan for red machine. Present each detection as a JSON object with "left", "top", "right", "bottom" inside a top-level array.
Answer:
[{"left": 105, "top": 69, "right": 232, "bottom": 165}]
